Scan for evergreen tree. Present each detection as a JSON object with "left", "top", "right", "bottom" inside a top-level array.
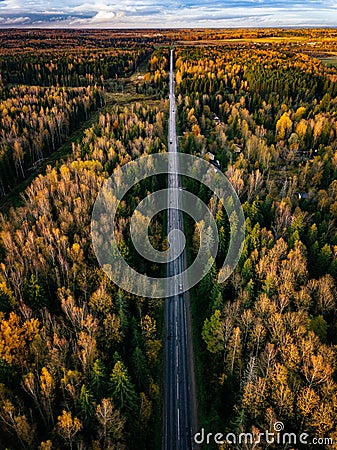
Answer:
[{"left": 109, "top": 360, "right": 137, "bottom": 416}]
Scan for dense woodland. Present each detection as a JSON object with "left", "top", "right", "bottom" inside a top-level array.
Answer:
[
  {"left": 0, "top": 49, "right": 149, "bottom": 86},
  {"left": 0, "top": 43, "right": 154, "bottom": 196},
  {"left": 170, "top": 44, "right": 337, "bottom": 449},
  {"left": 0, "top": 101, "right": 167, "bottom": 448},
  {"left": 0, "top": 85, "right": 104, "bottom": 193},
  {"left": 0, "top": 29, "right": 337, "bottom": 449},
  {"left": 0, "top": 34, "right": 167, "bottom": 450}
]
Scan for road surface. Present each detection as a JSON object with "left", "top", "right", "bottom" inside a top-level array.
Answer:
[{"left": 163, "top": 48, "right": 197, "bottom": 450}]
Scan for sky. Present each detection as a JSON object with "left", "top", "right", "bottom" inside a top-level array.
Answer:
[{"left": 1, "top": 0, "right": 337, "bottom": 28}]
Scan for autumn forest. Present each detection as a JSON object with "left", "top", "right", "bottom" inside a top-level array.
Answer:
[{"left": 0, "top": 28, "right": 337, "bottom": 450}]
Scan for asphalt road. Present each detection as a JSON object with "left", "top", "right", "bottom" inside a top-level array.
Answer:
[{"left": 163, "top": 48, "right": 196, "bottom": 450}]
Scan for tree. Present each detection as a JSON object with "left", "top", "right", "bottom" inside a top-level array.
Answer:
[
  {"left": 309, "top": 315, "right": 328, "bottom": 342},
  {"left": 297, "top": 387, "right": 320, "bottom": 426},
  {"left": 40, "top": 367, "right": 55, "bottom": 425},
  {"left": 139, "top": 392, "right": 152, "bottom": 431},
  {"left": 23, "top": 274, "right": 46, "bottom": 310},
  {"left": 96, "top": 398, "right": 125, "bottom": 449},
  {"left": 226, "top": 327, "right": 242, "bottom": 376},
  {"left": 241, "top": 377, "right": 267, "bottom": 420},
  {"left": 110, "top": 360, "right": 137, "bottom": 415},
  {"left": 276, "top": 112, "right": 292, "bottom": 141},
  {"left": 78, "top": 384, "right": 95, "bottom": 424},
  {"left": 57, "top": 410, "right": 82, "bottom": 450},
  {"left": 131, "top": 347, "right": 150, "bottom": 390},
  {"left": 90, "top": 359, "right": 106, "bottom": 398},
  {"left": 303, "top": 353, "right": 334, "bottom": 388},
  {"left": 202, "top": 310, "right": 224, "bottom": 354},
  {"left": 270, "top": 363, "right": 294, "bottom": 419},
  {"left": 0, "top": 399, "right": 34, "bottom": 447},
  {"left": 309, "top": 403, "right": 335, "bottom": 435}
]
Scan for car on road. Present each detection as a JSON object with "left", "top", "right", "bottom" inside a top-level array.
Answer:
[{"left": 179, "top": 283, "right": 183, "bottom": 292}]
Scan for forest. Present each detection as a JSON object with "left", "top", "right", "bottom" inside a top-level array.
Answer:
[
  {"left": 0, "top": 28, "right": 337, "bottom": 449},
  {"left": 170, "top": 42, "right": 337, "bottom": 450}
]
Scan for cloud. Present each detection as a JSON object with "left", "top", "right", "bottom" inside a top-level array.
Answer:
[
  {"left": 0, "top": 15, "right": 30, "bottom": 23},
  {"left": 0, "top": 0, "right": 337, "bottom": 27}
]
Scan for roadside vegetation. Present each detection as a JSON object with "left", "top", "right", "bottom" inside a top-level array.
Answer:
[{"left": 1, "top": 28, "right": 337, "bottom": 449}]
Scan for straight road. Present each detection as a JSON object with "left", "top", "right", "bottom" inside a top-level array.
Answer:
[{"left": 163, "top": 48, "right": 197, "bottom": 450}]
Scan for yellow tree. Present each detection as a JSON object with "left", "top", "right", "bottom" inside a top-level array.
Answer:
[
  {"left": 297, "top": 386, "right": 320, "bottom": 429},
  {"left": 0, "top": 399, "right": 34, "bottom": 447},
  {"left": 57, "top": 410, "right": 82, "bottom": 450},
  {"left": 40, "top": 367, "right": 56, "bottom": 426},
  {"left": 276, "top": 112, "right": 292, "bottom": 141},
  {"left": 270, "top": 363, "right": 294, "bottom": 419}
]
